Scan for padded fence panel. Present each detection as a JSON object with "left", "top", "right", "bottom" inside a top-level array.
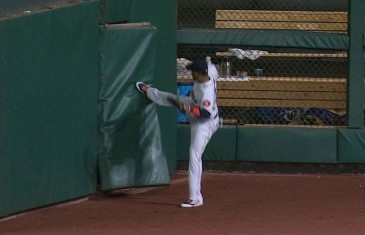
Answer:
[
  {"left": 131, "top": 0, "right": 178, "bottom": 174},
  {"left": 0, "top": 2, "right": 99, "bottom": 218},
  {"left": 177, "top": 125, "right": 237, "bottom": 161},
  {"left": 236, "top": 127, "right": 337, "bottom": 163},
  {"left": 204, "top": 126, "right": 237, "bottom": 161},
  {"left": 177, "top": 30, "right": 348, "bottom": 50},
  {"left": 338, "top": 128, "right": 365, "bottom": 163},
  {"left": 98, "top": 24, "right": 169, "bottom": 191},
  {"left": 347, "top": 0, "right": 365, "bottom": 128},
  {"left": 0, "top": 16, "right": 10, "bottom": 216}
]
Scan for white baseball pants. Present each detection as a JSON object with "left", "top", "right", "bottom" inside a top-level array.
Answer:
[{"left": 146, "top": 87, "right": 219, "bottom": 203}]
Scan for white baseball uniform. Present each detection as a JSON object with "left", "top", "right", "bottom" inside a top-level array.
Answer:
[{"left": 146, "top": 60, "right": 219, "bottom": 204}]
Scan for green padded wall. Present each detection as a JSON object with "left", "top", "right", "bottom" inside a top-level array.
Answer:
[
  {"left": 204, "top": 126, "right": 237, "bottom": 161},
  {"left": 98, "top": 24, "right": 169, "bottom": 191},
  {"left": 177, "top": 30, "right": 348, "bottom": 50},
  {"left": 177, "top": 125, "right": 365, "bottom": 164},
  {"left": 130, "top": 0, "right": 178, "bottom": 174},
  {"left": 237, "top": 127, "right": 337, "bottom": 163},
  {"left": 347, "top": 0, "right": 365, "bottom": 128},
  {"left": 0, "top": 0, "right": 70, "bottom": 16},
  {"left": 338, "top": 128, "right": 365, "bottom": 163},
  {"left": 177, "top": 125, "right": 237, "bottom": 161},
  {"left": 0, "top": 1, "right": 99, "bottom": 217},
  {"left": 99, "top": 0, "right": 178, "bottom": 174}
]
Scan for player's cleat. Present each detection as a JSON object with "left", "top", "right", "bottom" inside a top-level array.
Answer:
[
  {"left": 136, "top": 82, "right": 149, "bottom": 94},
  {"left": 180, "top": 199, "right": 203, "bottom": 208}
]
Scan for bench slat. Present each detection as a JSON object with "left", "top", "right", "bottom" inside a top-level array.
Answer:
[
  {"left": 216, "top": 10, "right": 348, "bottom": 23},
  {"left": 218, "top": 80, "right": 346, "bottom": 92},
  {"left": 178, "top": 77, "right": 365, "bottom": 110},
  {"left": 217, "top": 99, "right": 347, "bottom": 109},
  {"left": 218, "top": 90, "right": 346, "bottom": 101},
  {"left": 215, "top": 10, "right": 348, "bottom": 32},
  {"left": 215, "top": 21, "right": 347, "bottom": 31},
  {"left": 215, "top": 51, "right": 347, "bottom": 58}
]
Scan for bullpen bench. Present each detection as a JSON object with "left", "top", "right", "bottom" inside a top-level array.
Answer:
[
  {"left": 215, "top": 10, "right": 348, "bottom": 33},
  {"left": 216, "top": 77, "right": 347, "bottom": 109},
  {"left": 177, "top": 77, "right": 362, "bottom": 125}
]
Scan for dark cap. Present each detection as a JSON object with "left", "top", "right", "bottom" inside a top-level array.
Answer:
[{"left": 186, "top": 59, "right": 208, "bottom": 74}]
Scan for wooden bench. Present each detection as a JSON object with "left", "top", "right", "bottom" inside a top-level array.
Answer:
[
  {"left": 178, "top": 77, "right": 365, "bottom": 125},
  {"left": 215, "top": 10, "right": 348, "bottom": 33},
  {"left": 216, "top": 77, "right": 348, "bottom": 109},
  {"left": 178, "top": 77, "right": 352, "bottom": 109},
  {"left": 216, "top": 51, "right": 347, "bottom": 59}
]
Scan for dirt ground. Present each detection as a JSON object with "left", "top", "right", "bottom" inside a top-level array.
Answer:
[{"left": 1, "top": 171, "right": 365, "bottom": 235}]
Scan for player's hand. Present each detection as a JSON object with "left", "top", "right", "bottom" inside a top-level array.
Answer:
[{"left": 179, "top": 103, "right": 190, "bottom": 113}]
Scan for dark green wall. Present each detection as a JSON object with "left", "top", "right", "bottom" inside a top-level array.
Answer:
[
  {"left": 177, "top": 126, "right": 365, "bottom": 164},
  {"left": 131, "top": 0, "right": 178, "bottom": 174},
  {"left": 177, "top": 125, "right": 237, "bottom": 161},
  {"left": 338, "top": 128, "right": 365, "bottom": 163},
  {"left": 0, "top": 1, "right": 99, "bottom": 217},
  {"left": 236, "top": 127, "right": 337, "bottom": 163},
  {"left": 99, "top": 0, "right": 178, "bottom": 174},
  {"left": 97, "top": 25, "right": 170, "bottom": 190},
  {"left": 1, "top": 0, "right": 178, "bottom": 218},
  {"left": 0, "top": 0, "right": 70, "bottom": 15}
]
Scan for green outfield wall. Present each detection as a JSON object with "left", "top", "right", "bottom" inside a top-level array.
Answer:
[
  {"left": 99, "top": 0, "right": 178, "bottom": 174},
  {"left": 0, "top": 0, "right": 178, "bottom": 218},
  {"left": 129, "top": 0, "right": 178, "bottom": 174},
  {"left": 177, "top": 126, "right": 365, "bottom": 164},
  {"left": 0, "top": 1, "right": 100, "bottom": 217},
  {"left": 0, "top": 0, "right": 70, "bottom": 16},
  {"left": 97, "top": 24, "right": 170, "bottom": 191}
]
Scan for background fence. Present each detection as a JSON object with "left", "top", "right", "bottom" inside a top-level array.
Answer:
[{"left": 177, "top": 0, "right": 363, "bottom": 128}]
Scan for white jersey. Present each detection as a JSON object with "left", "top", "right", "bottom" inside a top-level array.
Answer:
[
  {"left": 188, "top": 64, "right": 218, "bottom": 122},
  {"left": 207, "top": 61, "right": 219, "bottom": 82},
  {"left": 147, "top": 57, "right": 218, "bottom": 122}
]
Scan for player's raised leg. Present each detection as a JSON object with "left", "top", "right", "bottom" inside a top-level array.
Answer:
[{"left": 136, "top": 81, "right": 190, "bottom": 107}]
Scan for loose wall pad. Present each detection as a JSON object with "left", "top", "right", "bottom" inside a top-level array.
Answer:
[{"left": 98, "top": 24, "right": 170, "bottom": 191}]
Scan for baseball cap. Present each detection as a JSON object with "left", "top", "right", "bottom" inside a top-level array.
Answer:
[{"left": 186, "top": 59, "right": 208, "bottom": 74}]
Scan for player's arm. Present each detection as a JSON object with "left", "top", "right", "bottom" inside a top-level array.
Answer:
[{"left": 180, "top": 103, "right": 212, "bottom": 118}]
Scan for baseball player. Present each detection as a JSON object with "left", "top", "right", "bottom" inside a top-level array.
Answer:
[{"left": 136, "top": 58, "right": 219, "bottom": 207}]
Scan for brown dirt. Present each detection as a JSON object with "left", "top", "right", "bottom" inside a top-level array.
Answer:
[{"left": 1, "top": 172, "right": 365, "bottom": 235}]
